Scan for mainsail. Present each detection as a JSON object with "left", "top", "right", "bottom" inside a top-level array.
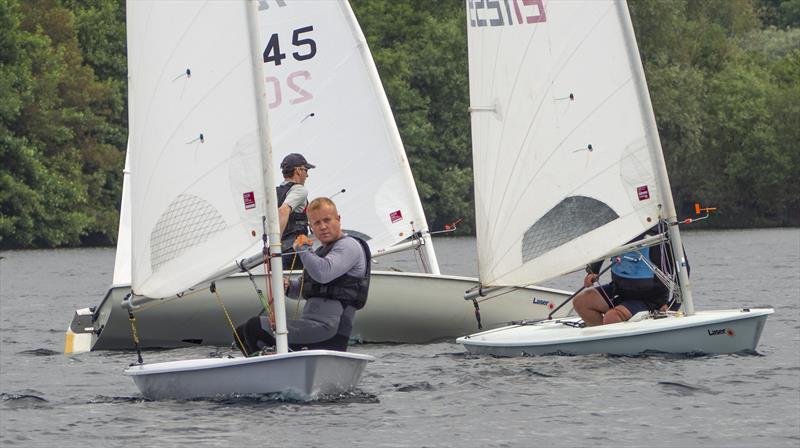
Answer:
[
  {"left": 128, "top": 2, "right": 268, "bottom": 298},
  {"left": 111, "top": 146, "right": 131, "bottom": 288},
  {"left": 467, "top": 0, "right": 664, "bottom": 287},
  {"left": 258, "top": 1, "right": 433, "bottom": 255}
]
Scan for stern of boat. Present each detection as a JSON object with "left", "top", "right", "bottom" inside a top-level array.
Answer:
[{"left": 64, "top": 307, "right": 97, "bottom": 355}]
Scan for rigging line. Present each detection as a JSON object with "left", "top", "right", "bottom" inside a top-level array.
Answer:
[
  {"left": 474, "top": 276, "right": 564, "bottom": 304},
  {"left": 261, "top": 231, "right": 276, "bottom": 332},
  {"left": 124, "top": 287, "right": 207, "bottom": 314},
  {"left": 483, "top": 4, "right": 616, "bottom": 249},
  {"left": 547, "top": 261, "right": 617, "bottom": 319},
  {"left": 412, "top": 235, "right": 423, "bottom": 273},
  {"left": 484, "top": 82, "right": 642, "bottom": 275},
  {"left": 241, "top": 262, "right": 271, "bottom": 317},
  {"left": 127, "top": 308, "right": 144, "bottom": 365},
  {"left": 211, "top": 283, "right": 250, "bottom": 357},
  {"left": 415, "top": 234, "right": 429, "bottom": 273},
  {"left": 290, "top": 251, "right": 304, "bottom": 319}
]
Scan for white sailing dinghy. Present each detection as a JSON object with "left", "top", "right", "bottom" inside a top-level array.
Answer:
[
  {"left": 456, "top": 0, "right": 772, "bottom": 356},
  {"left": 122, "top": 0, "right": 371, "bottom": 400},
  {"left": 64, "top": 0, "right": 572, "bottom": 353}
]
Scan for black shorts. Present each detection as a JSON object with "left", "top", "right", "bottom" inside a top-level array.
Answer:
[{"left": 595, "top": 283, "right": 663, "bottom": 315}]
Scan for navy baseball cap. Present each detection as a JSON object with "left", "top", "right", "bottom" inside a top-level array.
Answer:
[{"left": 280, "top": 153, "right": 316, "bottom": 170}]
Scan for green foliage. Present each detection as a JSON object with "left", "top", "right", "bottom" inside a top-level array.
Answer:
[
  {"left": 1, "top": 0, "right": 797, "bottom": 249},
  {"left": 761, "top": 0, "right": 800, "bottom": 28},
  {"left": 0, "top": 0, "right": 124, "bottom": 249},
  {"left": 630, "top": 0, "right": 799, "bottom": 226},
  {"left": 351, "top": 0, "right": 474, "bottom": 233}
]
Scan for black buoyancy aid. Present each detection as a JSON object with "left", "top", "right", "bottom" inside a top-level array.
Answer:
[
  {"left": 276, "top": 182, "right": 309, "bottom": 240},
  {"left": 302, "top": 236, "right": 372, "bottom": 310}
]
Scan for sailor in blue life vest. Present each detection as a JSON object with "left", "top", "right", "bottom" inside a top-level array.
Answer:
[
  {"left": 277, "top": 153, "right": 315, "bottom": 270},
  {"left": 234, "top": 197, "right": 371, "bottom": 354},
  {"left": 573, "top": 230, "right": 685, "bottom": 326}
]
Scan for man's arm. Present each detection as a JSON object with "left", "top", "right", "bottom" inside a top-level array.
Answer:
[
  {"left": 279, "top": 184, "right": 309, "bottom": 235},
  {"left": 299, "top": 238, "right": 361, "bottom": 284},
  {"left": 278, "top": 203, "right": 291, "bottom": 235}
]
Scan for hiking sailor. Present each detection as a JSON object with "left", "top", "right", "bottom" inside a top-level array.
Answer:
[
  {"left": 277, "top": 153, "right": 315, "bottom": 270},
  {"left": 235, "top": 197, "right": 371, "bottom": 354},
  {"left": 573, "top": 229, "right": 683, "bottom": 326}
]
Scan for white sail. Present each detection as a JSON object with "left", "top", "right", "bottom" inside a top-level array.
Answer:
[
  {"left": 467, "top": 0, "right": 664, "bottom": 287},
  {"left": 258, "top": 1, "right": 432, "bottom": 254},
  {"left": 111, "top": 145, "right": 131, "bottom": 287},
  {"left": 128, "top": 1, "right": 268, "bottom": 298}
]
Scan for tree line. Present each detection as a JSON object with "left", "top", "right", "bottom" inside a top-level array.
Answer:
[{"left": 1, "top": 0, "right": 798, "bottom": 249}]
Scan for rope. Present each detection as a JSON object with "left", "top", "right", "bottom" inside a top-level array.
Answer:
[
  {"left": 471, "top": 298, "right": 483, "bottom": 330},
  {"left": 261, "top": 216, "right": 276, "bottom": 331},
  {"left": 120, "top": 288, "right": 205, "bottom": 314},
  {"left": 126, "top": 307, "right": 144, "bottom": 365},
  {"left": 290, "top": 250, "right": 305, "bottom": 319},
  {"left": 242, "top": 263, "right": 271, "bottom": 317},
  {"left": 263, "top": 257, "right": 276, "bottom": 331},
  {"left": 211, "top": 282, "right": 249, "bottom": 357},
  {"left": 547, "top": 261, "right": 616, "bottom": 319}
]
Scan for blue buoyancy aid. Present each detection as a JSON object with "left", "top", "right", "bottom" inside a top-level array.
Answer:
[{"left": 611, "top": 247, "right": 655, "bottom": 280}]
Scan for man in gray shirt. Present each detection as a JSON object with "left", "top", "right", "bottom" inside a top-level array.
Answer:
[
  {"left": 235, "top": 197, "right": 371, "bottom": 354},
  {"left": 276, "top": 153, "right": 315, "bottom": 270}
]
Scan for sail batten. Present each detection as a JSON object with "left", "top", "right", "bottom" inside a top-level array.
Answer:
[{"left": 468, "top": 0, "right": 662, "bottom": 287}]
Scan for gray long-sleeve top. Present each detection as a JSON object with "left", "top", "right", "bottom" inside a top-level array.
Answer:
[{"left": 286, "top": 235, "right": 368, "bottom": 298}]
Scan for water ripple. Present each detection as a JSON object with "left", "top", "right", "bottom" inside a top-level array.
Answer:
[
  {"left": 0, "top": 392, "right": 50, "bottom": 409},
  {"left": 657, "top": 381, "right": 719, "bottom": 396},
  {"left": 18, "top": 348, "right": 60, "bottom": 356},
  {"left": 394, "top": 381, "right": 435, "bottom": 392}
]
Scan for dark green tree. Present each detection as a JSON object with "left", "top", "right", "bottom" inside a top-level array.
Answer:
[
  {"left": 0, "top": 0, "right": 124, "bottom": 248},
  {"left": 351, "top": 0, "right": 474, "bottom": 233}
]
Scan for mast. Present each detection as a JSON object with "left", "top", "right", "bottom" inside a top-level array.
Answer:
[
  {"left": 246, "top": 0, "right": 289, "bottom": 352},
  {"left": 618, "top": 0, "right": 694, "bottom": 315},
  {"left": 340, "top": 1, "right": 441, "bottom": 275}
]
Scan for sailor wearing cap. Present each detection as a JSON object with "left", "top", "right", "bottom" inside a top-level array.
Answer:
[{"left": 276, "top": 153, "right": 316, "bottom": 269}]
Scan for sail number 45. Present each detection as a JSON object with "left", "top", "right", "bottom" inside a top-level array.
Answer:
[{"left": 263, "top": 26, "right": 316, "bottom": 65}]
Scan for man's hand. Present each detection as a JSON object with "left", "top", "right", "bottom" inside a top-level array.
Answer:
[
  {"left": 283, "top": 277, "right": 289, "bottom": 292},
  {"left": 293, "top": 234, "right": 313, "bottom": 251},
  {"left": 583, "top": 273, "right": 598, "bottom": 288}
]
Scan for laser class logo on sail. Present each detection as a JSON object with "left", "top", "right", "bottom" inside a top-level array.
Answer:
[{"left": 468, "top": 0, "right": 546, "bottom": 28}]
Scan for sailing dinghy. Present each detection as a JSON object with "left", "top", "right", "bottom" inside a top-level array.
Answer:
[
  {"left": 64, "top": 0, "right": 573, "bottom": 354},
  {"left": 457, "top": 0, "right": 773, "bottom": 357},
  {"left": 121, "top": 0, "right": 371, "bottom": 400}
]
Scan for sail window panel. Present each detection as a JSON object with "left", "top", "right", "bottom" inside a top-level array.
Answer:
[
  {"left": 149, "top": 194, "right": 226, "bottom": 272},
  {"left": 521, "top": 196, "right": 619, "bottom": 263}
]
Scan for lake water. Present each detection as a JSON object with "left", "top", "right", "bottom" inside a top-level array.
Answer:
[{"left": 1, "top": 228, "right": 799, "bottom": 447}]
